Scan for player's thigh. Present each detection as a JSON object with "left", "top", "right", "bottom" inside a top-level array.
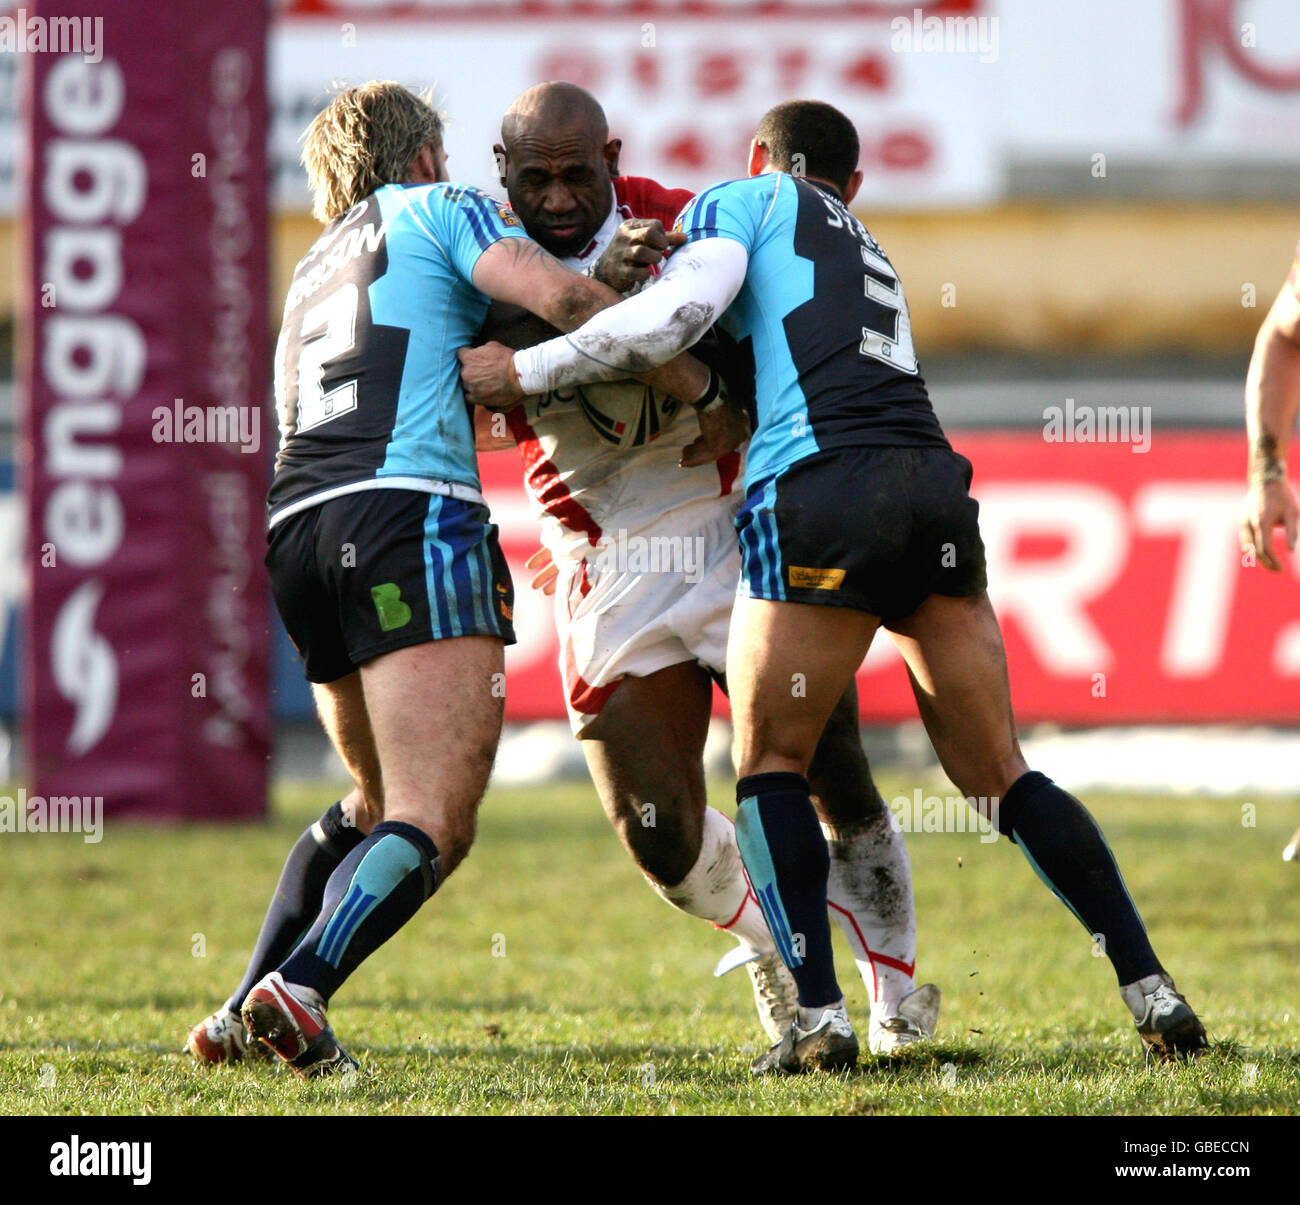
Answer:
[
  {"left": 727, "top": 596, "right": 878, "bottom": 778},
  {"left": 359, "top": 635, "right": 506, "bottom": 867},
  {"left": 581, "top": 660, "right": 713, "bottom": 874},
  {"left": 312, "top": 674, "right": 383, "bottom": 828},
  {"left": 885, "top": 590, "right": 1027, "bottom": 806}
]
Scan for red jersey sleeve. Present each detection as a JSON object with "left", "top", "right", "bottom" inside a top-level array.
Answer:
[{"left": 613, "top": 176, "right": 696, "bottom": 225}]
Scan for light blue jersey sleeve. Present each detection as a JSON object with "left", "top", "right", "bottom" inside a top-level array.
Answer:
[
  {"left": 674, "top": 175, "right": 778, "bottom": 255},
  {"left": 411, "top": 184, "right": 532, "bottom": 283}
]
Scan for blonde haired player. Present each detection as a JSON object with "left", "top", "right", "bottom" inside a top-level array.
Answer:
[{"left": 187, "top": 81, "right": 715, "bottom": 1074}]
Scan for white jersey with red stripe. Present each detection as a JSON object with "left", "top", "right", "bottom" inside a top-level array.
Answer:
[
  {"left": 506, "top": 176, "right": 742, "bottom": 566},
  {"left": 504, "top": 176, "right": 745, "bottom": 733}
]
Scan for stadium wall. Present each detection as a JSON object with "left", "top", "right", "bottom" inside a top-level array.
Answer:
[
  {"left": 2, "top": 204, "right": 1295, "bottom": 357},
  {"left": 268, "top": 205, "right": 1300, "bottom": 357},
  {"left": 5, "top": 427, "right": 1298, "bottom": 730}
]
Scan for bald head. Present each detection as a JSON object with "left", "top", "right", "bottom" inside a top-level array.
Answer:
[
  {"left": 496, "top": 82, "right": 621, "bottom": 258},
  {"left": 501, "top": 81, "right": 608, "bottom": 148}
]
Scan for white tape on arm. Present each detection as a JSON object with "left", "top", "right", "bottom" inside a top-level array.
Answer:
[{"left": 510, "top": 237, "right": 749, "bottom": 395}]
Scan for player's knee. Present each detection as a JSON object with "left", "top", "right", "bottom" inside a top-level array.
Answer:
[
  {"left": 605, "top": 795, "right": 701, "bottom": 886},
  {"left": 948, "top": 754, "right": 1026, "bottom": 808},
  {"left": 438, "top": 829, "right": 475, "bottom": 876}
]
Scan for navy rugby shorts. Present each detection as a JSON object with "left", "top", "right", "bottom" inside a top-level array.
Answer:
[
  {"left": 267, "top": 488, "right": 516, "bottom": 684},
  {"left": 735, "top": 446, "right": 987, "bottom": 622}
]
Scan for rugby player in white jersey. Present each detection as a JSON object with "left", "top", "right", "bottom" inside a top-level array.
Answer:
[
  {"left": 479, "top": 82, "right": 938, "bottom": 1053},
  {"left": 463, "top": 98, "right": 1207, "bottom": 1072}
]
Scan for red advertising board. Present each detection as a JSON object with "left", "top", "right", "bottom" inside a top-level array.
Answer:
[
  {"left": 482, "top": 431, "right": 1300, "bottom": 724},
  {"left": 23, "top": 0, "right": 272, "bottom": 817}
]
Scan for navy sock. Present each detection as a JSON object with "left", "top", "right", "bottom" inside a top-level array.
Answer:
[
  {"left": 277, "top": 820, "right": 441, "bottom": 1002},
  {"left": 227, "top": 801, "right": 364, "bottom": 1012},
  {"left": 734, "top": 772, "right": 842, "bottom": 1009},
  {"left": 998, "top": 771, "right": 1162, "bottom": 985}
]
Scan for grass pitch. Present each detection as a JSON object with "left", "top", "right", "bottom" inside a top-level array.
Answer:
[{"left": 1, "top": 777, "right": 1298, "bottom": 1115}]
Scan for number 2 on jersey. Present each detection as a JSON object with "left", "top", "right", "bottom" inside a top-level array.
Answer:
[{"left": 280, "top": 283, "right": 360, "bottom": 434}]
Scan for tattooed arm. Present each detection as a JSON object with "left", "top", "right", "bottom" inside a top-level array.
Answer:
[{"left": 1241, "top": 253, "right": 1300, "bottom": 571}]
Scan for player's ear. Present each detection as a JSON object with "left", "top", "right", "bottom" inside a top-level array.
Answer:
[
  {"left": 843, "top": 168, "right": 864, "bottom": 205},
  {"left": 603, "top": 137, "right": 622, "bottom": 179},
  {"left": 408, "top": 144, "right": 439, "bottom": 185},
  {"left": 493, "top": 142, "right": 508, "bottom": 188},
  {"left": 746, "top": 139, "right": 766, "bottom": 178}
]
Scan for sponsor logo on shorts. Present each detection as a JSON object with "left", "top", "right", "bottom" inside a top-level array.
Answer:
[
  {"left": 371, "top": 582, "right": 412, "bottom": 631},
  {"left": 788, "top": 566, "right": 846, "bottom": 590}
]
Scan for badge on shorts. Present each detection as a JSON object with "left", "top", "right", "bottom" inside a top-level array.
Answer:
[
  {"left": 788, "top": 566, "right": 846, "bottom": 591},
  {"left": 496, "top": 580, "right": 513, "bottom": 622},
  {"left": 371, "top": 582, "right": 413, "bottom": 631}
]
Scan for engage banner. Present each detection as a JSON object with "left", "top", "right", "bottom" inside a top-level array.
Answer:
[
  {"left": 22, "top": 0, "right": 272, "bottom": 818},
  {"left": 482, "top": 430, "right": 1300, "bottom": 724}
]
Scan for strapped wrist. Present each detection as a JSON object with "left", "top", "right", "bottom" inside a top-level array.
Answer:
[{"left": 691, "top": 367, "right": 723, "bottom": 414}]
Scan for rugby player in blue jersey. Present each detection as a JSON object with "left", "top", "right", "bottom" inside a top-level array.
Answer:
[
  {"left": 186, "top": 82, "right": 714, "bottom": 1076},
  {"left": 460, "top": 99, "right": 1208, "bottom": 1073}
]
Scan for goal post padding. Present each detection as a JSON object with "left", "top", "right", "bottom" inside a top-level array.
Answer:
[{"left": 23, "top": 0, "right": 272, "bottom": 819}]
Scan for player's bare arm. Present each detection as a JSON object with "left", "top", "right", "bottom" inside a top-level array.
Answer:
[
  {"left": 468, "top": 236, "right": 711, "bottom": 411},
  {"left": 1241, "top": 263, "right": 1300, "bottom": 571},
  {"left": 478, "top": 217, "right": 683, "bottom": 346},
  {"left": 472, "top": 235, "right": 617, "bottom": 332}
]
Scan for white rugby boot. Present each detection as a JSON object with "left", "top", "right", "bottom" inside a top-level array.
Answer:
[
  {"left": 751, "top": 1001, "right": 859, "bottom": 1076},
  {"left": 869, "top": 983, "right": 941, "bottom": 1054},
  {"left": 714, "top": 942, "right": 799, "bottom": 1044}
]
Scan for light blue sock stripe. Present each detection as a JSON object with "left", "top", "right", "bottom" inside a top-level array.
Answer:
[
  {"left": 317, "top": 834, "right": 424, "bottom": 967},
  {"left": 735, "top": 798, "right": 802, "bottom": 968},
  {"left": 1014, "top": 833, "right": 1091, "bottom": 933},
  {"left": 319, "top": 884, "right": 373, "bottom": 965}
]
